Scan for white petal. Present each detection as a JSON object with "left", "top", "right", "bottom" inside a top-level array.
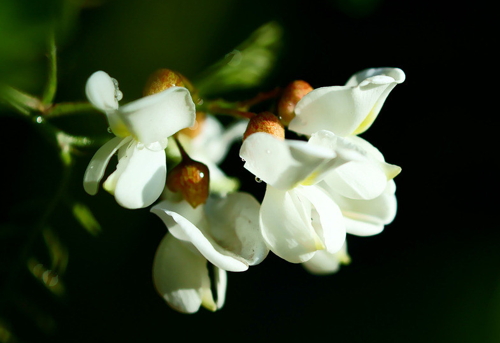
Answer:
[
  {"left": 290, "top": 67, "right": 405, "bottom": 136},
  {"left": 344, "top": 67, "right": 405, "bottom": 87},
  {"left": 302, "top": 241, "right": 350, "bottom": 275},
  {"left": 329, "top": 180, "right": 397, "bottom": 236},
  {"left": 213, "top": 267, "right": 227, "bottom": 310},
  {"left": 296, "top": 185, "right": 345, "bottom": 254},
  {"left": 240, "top": 132, "right": 335, "bottom": 190},
  {"left": 153, "top": 234, "right": 212, "bottom": 314},
  {"left": 189, "top": 115, "right": 247, "bottom": 164},
  {"left": 205, "top": 192, "right": 269, "bottom": 265},
  {"left": 321, "top": 135, "right": 398, "bottom": 200},
  {"left": 323, "top": 160, "right": 388, "bottom": 200},
  {"left": 105, "top": 141, "right": 166, "bottom": 209},
  {"left": 85, "top": 71, "right": 120, "bottom": 112},
  {"left": 83, "top": 136, "right": 132, "bottom": 195},
  {"left": 259, "top": 185, "right": 323, "bottom": 263},
  {"left": 118, "top": 87, "right": 196, "bottom": 146},
  {"left": 151, "top": 201, "right": 249, "bottom": 272}
]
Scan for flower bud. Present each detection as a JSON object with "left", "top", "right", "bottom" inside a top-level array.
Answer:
[
  {"left": 166, "top": 159, "right": 210, "bottom": 208},
  {"left": 179, "top": 111, "right": 207, "bottom": 138},
  {"left": 243, "top": 111, "right": 284, "bottom": 141},
  {"left": 277, "top": 80, "right": 313, "bottom": 126},
  {"left": 143, "top": 69, "right": 185, "bottom": 96}
]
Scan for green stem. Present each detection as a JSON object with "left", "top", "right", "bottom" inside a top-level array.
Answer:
[
  {"left": 42, "top": 32, "right": 57, "bottom": 105},
  {"left": 43, "top": 102, "right": 97, "bottom": 118}
]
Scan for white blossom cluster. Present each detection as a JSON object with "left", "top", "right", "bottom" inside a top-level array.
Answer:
[{"left": 83, "top": 67, "right": 405, "bottom": 313}]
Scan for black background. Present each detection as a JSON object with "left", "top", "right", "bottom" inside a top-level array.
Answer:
[{"left": 1, "top": 0, "right": 497, "bottom": 342}]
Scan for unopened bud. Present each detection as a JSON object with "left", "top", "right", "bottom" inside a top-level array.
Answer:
[
  {"left": 179, "top": 111, "right": 207, "bottom": 138},
  {"left": 166, "top": 159, "right": 209, "bottom": 208},
  {"left": 277, "top": 80, "right": 313, "bottom": 126},
  {"left": 143, "top": 69, "right": 185, "bottom": 96},
  {"left": 243, "top": 112, "right": 285, "bottom": 141}
]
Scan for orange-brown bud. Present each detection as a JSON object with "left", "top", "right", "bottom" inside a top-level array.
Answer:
[
  {"left": 143, "top": 69, "right": 185, "bottom": 96},
  {"left": 179, "top": 111, "right": 207, "bottom": 138},
  {"left": 277, "top": 80, "right": 313, "bottom": 126},
  {"left": 166, "top": 159, "right": 210, "bottom": 208},
  {"left": 243, "top": 111, "right": 285, "bottom": 141}
]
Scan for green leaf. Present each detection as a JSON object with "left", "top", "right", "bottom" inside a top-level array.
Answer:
[{"left": 194, "top": 21, "right": 284, "bottom": 98}]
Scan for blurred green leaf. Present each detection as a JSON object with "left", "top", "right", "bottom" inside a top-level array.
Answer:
[
  {"left": 71, "top": 202, "right": 102, "bottom": 236},
  {"left": 193, "top": 21, "right": 284, "bottom": 98}
]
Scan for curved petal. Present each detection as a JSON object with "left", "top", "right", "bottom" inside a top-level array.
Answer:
[
  {"left": 240, "top": 132, "right": 335, "bottom": 190},
  {"left": 213, "top": 267, "right": 227, "bottom": 310},
  {"left": 259, "top": 185, "right": 323, "bottom": 263},
  {"left": 296, "top": 185, "right": 345, "bottom": 254},
  {"left": 328, "top": 180, "right": 398, "bottom": 236},
  {"left": 321, "top": 135, "right": 399, "bottom": 200},
  {"left": 83, "top": 136, "right": 132, "bottom": 195},
  {"left": 290, "top": 67, "right": 405, "bottom": 136},
  {"left": 302, "top": 241, "right": 350, "bottom": 275},
  {"left": 323, "top": 159, "right": 388, "bottom": 200},
  {"left": 153, "top": 234, "right": 213, "bottom": 314},
  {"left": 104, "top": 141, "right": 166, "bottom": 209},
  {"left": 151, "top": 201, "right": 249, "bottom": 272},
  {"left": 118, "top": 87, "right": 196, "bottom": 146},
  {"left": 85, "top": 71, "right": 120, "bottom": 112},
  {"left": 205, "top": 192, "right": 269, "bottom": 266}
]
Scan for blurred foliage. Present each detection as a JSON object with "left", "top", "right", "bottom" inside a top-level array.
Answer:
[{"left": 193, "top": 21, "right": 284, "bottom": 98}]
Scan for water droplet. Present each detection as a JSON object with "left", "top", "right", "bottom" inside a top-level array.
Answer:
[
  {"left": 255, "top": 177, "right": 263, "bottom": 183},
  {"left": 136, "top": 142, "right": 145, "bottom": 150},
  {"left": 241, "top": 158, "right": 246, "bottom": 162},
  {"left": 36, "top": 116, "right": 43, "bottom": 123},
  {"left": 115, "top": 90, "right": 123, "bottom": 101},
  {"left": 266, "top": 149, "right": 271, "bottom": 154},
  {"left": 199, "top": 172, "right": 205, "bottom": 178},
  {"left": 107, "top": 127, "right": 113, "bottom": 133}
]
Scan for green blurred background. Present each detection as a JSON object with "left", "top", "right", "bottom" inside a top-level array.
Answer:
[{"left": 0, "top": 0, "right": 497, "bottom": 342}]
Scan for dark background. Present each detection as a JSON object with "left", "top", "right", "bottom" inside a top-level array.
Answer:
[{"left": 1, "top": 0, "right": 497, "bottom": 342}]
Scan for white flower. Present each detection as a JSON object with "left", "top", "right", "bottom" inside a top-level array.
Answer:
[
  {"left": 240, "top": 131, "right": 366, "bottom": 263},
  {"left": 151, "top": 192, "right": 268, "bottom": 313},
  {"left": 83, "top": 71, "right": 196, "bottom": 209},
  {"left": 288, "top": 67, "right": 403, "bottom": 235}
]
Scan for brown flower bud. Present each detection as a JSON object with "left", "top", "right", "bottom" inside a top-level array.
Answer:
[
  {"left": 243, "top": 111, "right": 285, "bottom": 141},
  {"left": 178, "top": 111, "right": 207, "bottom": 138},
  {"left": 277, "top": 80, "right": 313, "bottom": 126},
  {"left": 166, "top": 159, "right": 209, "bottom": 208},
  {"left": 143, "top": 69, "right": 185, "bottom": 96}
]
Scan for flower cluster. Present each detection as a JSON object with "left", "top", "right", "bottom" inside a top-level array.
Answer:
[{"left": 83, "top": 67, "right": 404, "bottom": 313}]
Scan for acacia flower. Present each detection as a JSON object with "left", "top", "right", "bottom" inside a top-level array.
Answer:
[
  {"left": 83, "top": 71, "right": 196, "bottom": 209},
  {"left": 287, "top": 68, "right": 403, "bottom": 237},
  {"left": 288, "top": 68, "right": 404, "bottom": 201},
  {"left": 302, "top": 240, "right": 350, "bottom": 275},
  {"left": 240, "top": 130, "right": 367, "bottom": 263},
  {"left": 151, "top": 192, "right": 268, "bottom": 313}
]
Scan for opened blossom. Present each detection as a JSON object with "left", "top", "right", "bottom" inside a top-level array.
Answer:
[
  {"left": 240, "top": 130, "right": 369, "bottom": 263},
  {"left": 151, "top": 192, "right": 268, "bottom": 313},
  {"left": 83, "top": 71, "right": 196, "bottom": 209}
]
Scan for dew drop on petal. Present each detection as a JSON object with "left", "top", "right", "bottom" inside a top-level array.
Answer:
[
  {"left": 265, "top": 149, "right": 271, "bottom": 154},
  {"left": 241, "top": 158, "right": 245, "bottom": 162},
  {"left": 136, "top": 142, "right": 145, "bottom": 150},
  {"left": 255, "top": 177, "right": 263, "bottom": 183},
  {"left": 199, "top": 172, "right": 205, "bottom": 178},
  {"left": 36, "top": 116, "right": 43, "bottom": 124}
]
